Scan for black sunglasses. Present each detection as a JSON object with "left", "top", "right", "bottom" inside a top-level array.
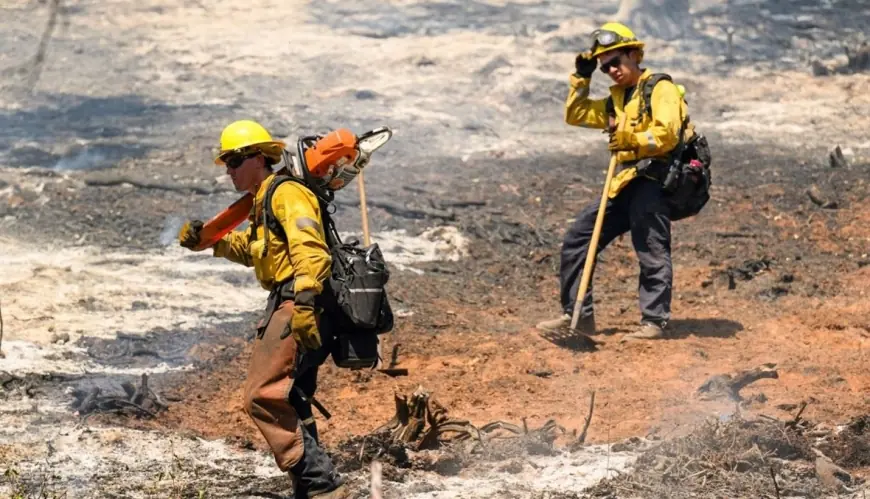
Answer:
[
  {"left": 599, "top": 53, "right": 625, "bottom": 74},
  {"left": 225, "top": 152, "right": 260, "bottom": 169}
]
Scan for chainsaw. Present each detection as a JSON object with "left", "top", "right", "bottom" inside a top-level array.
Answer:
[{"left": 193, "top": 127, "right": 393, "bottom": 251}]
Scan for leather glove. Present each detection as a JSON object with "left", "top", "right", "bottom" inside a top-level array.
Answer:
[
  {"left": 574, "top": 52, "right": 597, "bottom": 78},
  {"left": 178, "top": 220, "right": 205, "bottom": 250},
  {"left": 608, "top": 129, "right": 639, "bottom": 152},
  {"left": 280, "top": 290, "right": 322, "bottom": 352}
]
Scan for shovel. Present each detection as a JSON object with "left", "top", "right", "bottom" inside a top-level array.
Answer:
[{"left": 569, "top": 152, "right": 619, "bottom": 337}]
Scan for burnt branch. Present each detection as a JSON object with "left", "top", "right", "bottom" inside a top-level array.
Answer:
[
  {"left": 698, "top": 363, "right": 779, "bottom": 401},
  {"left": 27, "top": 0, "right": 63, "bottom": 89},
  {"left": 84, "top": 173, "right": 234, "bottom": 196},
  {"left": 370, "top": 387, "right": 564, "bottom": 456},
  {"left": 785, "top": 401, "right": 809, "bottom": 429},
  {"left": 388, "top": 344, "right": 401, "bottom": 368},
  {"left": 577, "top": 391, "right": 596, "bottom": 446},
  {"left": 769, "top": 466, "right": 782, "bottom": 499},
  {"left": 0, "top": 299, "right": 4, "bottom": 358},
  {"left": 335, "top": 198, "right": 455, "bottom": 221},
  {"left": 72, "top": 373, "right": 167, "bottom": 419},
  {"left": 844, "top": 41, "right": 870, "bottom": 72}
]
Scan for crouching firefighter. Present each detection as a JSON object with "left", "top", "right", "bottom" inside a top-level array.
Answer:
[
  {"left": 537, "top": 22, "right": 712, "bottom": 341},
  {"left": 178, "top": 120, "right": 350, "bottom": 498}
]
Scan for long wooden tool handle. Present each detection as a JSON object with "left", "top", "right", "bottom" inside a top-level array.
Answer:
[
  {"left": 358, "top": 170, "right": 372, "bottom": 246},
  {"left": 570, "top": 153, "right": 619, "bottom": 331}
]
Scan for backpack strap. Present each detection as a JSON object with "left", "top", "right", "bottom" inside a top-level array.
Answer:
[
  {"left": 639, "top": 73, "right": 673, "bottom": 119},
  {"left": 604, "top": 74, "right": 674, "bottom": 122},
  {"left": 639, "top": 72, "right": 691, "bottom": 157},
  {"left": 635, "top": 73, "right": 696, "bottom": 188},
  {"left": 262, "top": 173, "right": 342, "bottom": 247},
  {"left": 263, "top": 175, "right": 305, "bottom": 242}
]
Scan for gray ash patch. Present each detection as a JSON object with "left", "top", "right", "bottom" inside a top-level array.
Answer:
[
  {"left": 308, "top": 0, "right": 595, "bottom": 38},
  {"left": 75, "top": 313, "right": 257, "bottom": 371},
  {"left": 0, "top": 372, "right": 81, "bottom": 402},
  {"left": 0, "top": 93, "right": 234, "bottom": 169}
]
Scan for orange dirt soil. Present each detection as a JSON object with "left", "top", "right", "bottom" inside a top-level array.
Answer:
[
  {"left": 113, "top": 148, "right": 869, "bottom": 486},
  {"left": 136, "top": 211, "right": 869, "bottom": 462}
]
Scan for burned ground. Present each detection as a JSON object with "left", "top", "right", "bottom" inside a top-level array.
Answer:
[
  {"left": 6, "top": 137, "right": 864, "bottom": 497},
  {"left": 2, "top": 0, "right": 870, "bottom": 497}
]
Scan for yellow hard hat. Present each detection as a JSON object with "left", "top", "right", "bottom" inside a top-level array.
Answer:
[
  {"left": 214, "top": 120, "right": 286, "bottom": 165},
  {"left": 590, "top": 22, "right": 645, "bottom": 59}
]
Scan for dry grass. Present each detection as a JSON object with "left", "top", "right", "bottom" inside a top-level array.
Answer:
[{"left": 584, "top": 415, "right": 827, "bottom": 499}]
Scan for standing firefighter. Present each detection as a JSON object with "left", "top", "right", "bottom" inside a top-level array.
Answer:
[
  {"left": 178, "top": 120, "right": 349, "bottom": 498},
  {"left": 537, "top": 22, "right": 710, "bottom": 341}
]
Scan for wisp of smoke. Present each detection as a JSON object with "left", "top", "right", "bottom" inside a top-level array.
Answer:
[
  {"left": 54, "top": 148, "right": 108, "bottom": 170},
  {"left": 160, "top": 215, "right": 184, "bottom": 247}
]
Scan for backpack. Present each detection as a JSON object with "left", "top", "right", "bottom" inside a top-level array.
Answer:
[
  {"left": 608, "top": 74, "right": 713, "bottom": 221},
  {"left": 261, "top": 141, "right": 394, "bottom": 369}
]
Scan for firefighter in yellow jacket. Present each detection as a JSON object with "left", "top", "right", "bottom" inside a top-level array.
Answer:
[
  {"left": 178, "top": 120, "right": 349, "bottom": 498},
  {"left": 537, "top": 22, "right": 695, "bottom": 341}
]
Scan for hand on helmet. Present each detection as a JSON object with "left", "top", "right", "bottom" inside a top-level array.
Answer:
[
  {"left": 608, "top": 129, "right": 639, "bottom": 152},
  {"left": 574, "top": 52, "right": 597, "bottom": 78},
  {"left": 178, "top": 220, "right": 205, "bottom": 250}
]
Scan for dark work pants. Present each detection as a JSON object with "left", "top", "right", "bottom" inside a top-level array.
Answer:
[{"left": 559, "top": 178, "right": 673, "bottom": 325}]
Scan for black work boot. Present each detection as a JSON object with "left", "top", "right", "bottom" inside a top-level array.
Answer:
[{"left": 290, "top": 426, "right": 345, "bottom": 499}]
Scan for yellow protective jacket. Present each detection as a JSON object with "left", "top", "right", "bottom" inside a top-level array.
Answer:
[
  {"left": 213, "top": 174, "right": 332, "bottom": 297},
  {"left": 565, "top": 69, "right": 695, "bottom": 198}
]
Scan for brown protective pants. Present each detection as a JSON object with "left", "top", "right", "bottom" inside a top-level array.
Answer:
[{"left": 243, "top": 300, "right": 304, "bottom": 471}]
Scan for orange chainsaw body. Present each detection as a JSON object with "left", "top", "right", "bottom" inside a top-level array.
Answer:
[
  {"left": 304, "top": 128, "right": 359, "bottom": 178},
  {"left": 193, "top": 129, "right": 360, "bottom": 251}
]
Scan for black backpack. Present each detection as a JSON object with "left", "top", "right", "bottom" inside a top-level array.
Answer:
[
  {"left": 261, "top": 138, "right": 394, "bottom": 369},
  {"left": 609, "top": 74, "right": 713, "bottom": 221}
]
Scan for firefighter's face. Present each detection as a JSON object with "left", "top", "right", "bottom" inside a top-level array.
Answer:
[
  {"left": 226, "top": 154, "right": 266, "bottom": 193},
  {"left": 598, "top": 50, "right": 640, "bottom": 87}
]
